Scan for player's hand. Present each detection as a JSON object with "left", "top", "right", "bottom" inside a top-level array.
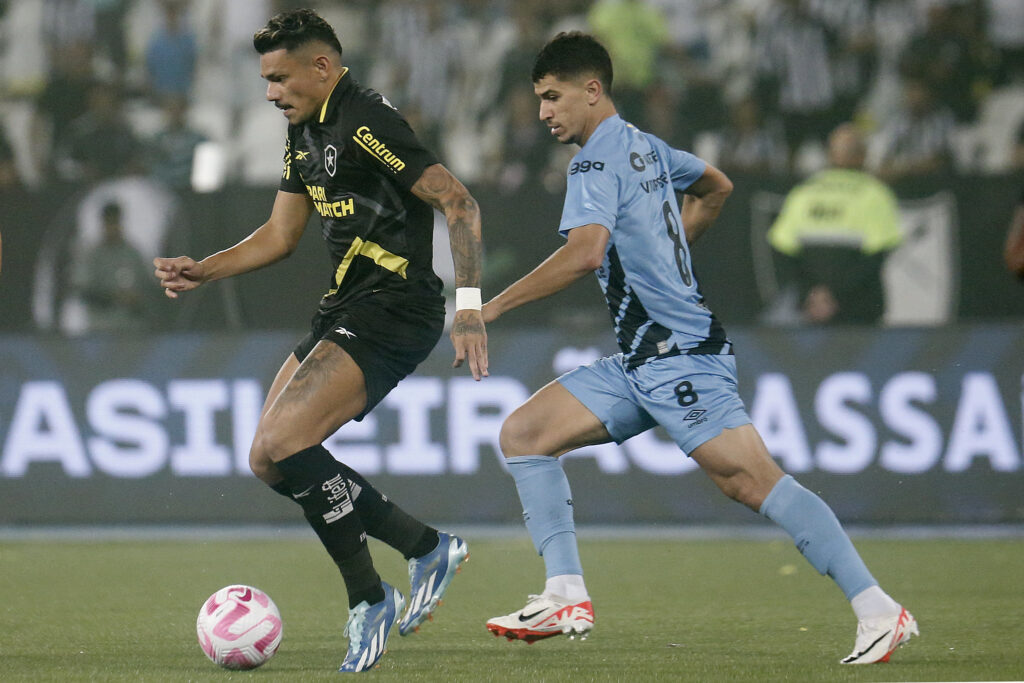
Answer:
[
  {"left": 802, "top": 284, "right": 838, "bottom": 323},
  {"left": 451, "top": 308, "right": 488, "bottom": 381},
  {"left": 153, "top": 256, "right": 206, "bottom": 299},
  {"left": 481, "top": 299, "right": 499, "bottom": 324}
]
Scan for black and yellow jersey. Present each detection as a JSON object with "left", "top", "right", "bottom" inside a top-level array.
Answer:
[{"left": 280, "top": 69, "right": 443, "bottom": 315}]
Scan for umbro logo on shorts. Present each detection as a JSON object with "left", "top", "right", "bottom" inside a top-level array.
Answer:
[{"left": 683, "top": 409, "right": 708, "bottom": 428}]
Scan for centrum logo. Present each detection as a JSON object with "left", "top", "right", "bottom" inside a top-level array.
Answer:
[{"left": 353, "top": 125, "right": 405, "bottom": 173}]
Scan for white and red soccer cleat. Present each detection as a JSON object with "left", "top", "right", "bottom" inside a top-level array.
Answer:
[
  {"left": 486, "top": 594, "right": 595, "bottom": 643},
  {"left": 841, "top": 606, "right": 919, "bottom": 664}
]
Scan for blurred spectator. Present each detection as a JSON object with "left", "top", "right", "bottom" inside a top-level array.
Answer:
[
  {"left": 712, "top": 94, "right": 789, "bottom": 175},
  {"left": 70, "top": 201, "right": 154, "bottom": 332},
  {"left": 495, "top": 88, "right": 553, "bottom": 195},
  {"left": 766, "top": 123, "right": 903, "bottom": 325},
  {"left": 587, "top": 0, "right": 669, "bottom": 126},
  {"left": 41, "top": 0, "right": 128, "bottom": 81},
  {"left": 1005, "top": 188, "right": 1024, "bottom": 279},
  {"left": 147, "top": 95, "right": 207, "bottom": 192},
  {"left": 1015, "top": 117, "right": 1024, "bottom": 170},
  {"left": 0, "top": 132, "right": 24, "bottom": 191},
  {"left": 900, "top": 1, "right": 995, "bottom": 123},
  {"left": 59, "top": 82, "right": 141, "bottom": 183},
  {"left": 984, "top": 0, "right": 1024, "bottom": 85},
  {"left": 145, "top": 0, "right": 198, "bottom": 100},
  {"left": 643, "top": 0, "right": 729, "bottom": 148},
  {"left": 867, "top": 74, "right": 955, "bottom": 182},
  {"left": 753, "top": 0, "right": 839, "bottom": 162},
  {"left": 32, "top": 42, "right": 96, "bottom": 175},
  {"left": 858, "top": 0, "right": 925, "bottom": 131},
  {"left": 369, "top": 0, "right": 463, "bottom": 152},
  {"left": 93, "top": 0, "right": 130, "bottom": 80},
  {"left": 806, "top": 0, "right": 875, "bottom": 125},
  {"left": 41, "top": 0, "right": 96, "bottom": 58}
]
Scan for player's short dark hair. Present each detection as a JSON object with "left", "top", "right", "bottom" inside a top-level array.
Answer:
[
  {"left": 253, "top": 8, "right": 343, "bottom": 58},
  {"left": 532, "top": 31, "right": 613, "bottom": 94}
]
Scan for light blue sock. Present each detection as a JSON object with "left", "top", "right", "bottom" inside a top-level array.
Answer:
[
  {"left": 760, "top": 475, "right": 877, "bottom": 600},
  {"left": 506, "top": 455, "right": 583, "bottom": 578}
]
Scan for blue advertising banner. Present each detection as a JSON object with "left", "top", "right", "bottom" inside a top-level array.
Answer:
[{"left": 1, "top": 323, "right": 1021, "bottom": 525}]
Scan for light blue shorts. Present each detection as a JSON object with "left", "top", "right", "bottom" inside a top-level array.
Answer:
[{"left": 557, "top": 353, "right": 751, "bottom": 455}]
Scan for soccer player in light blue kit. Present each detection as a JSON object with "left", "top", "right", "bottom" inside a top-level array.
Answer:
[{"left": 482, "top": 32, "right": 917, "bottom": 664}]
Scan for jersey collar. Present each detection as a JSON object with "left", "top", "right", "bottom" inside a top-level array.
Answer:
[
  {"left": 318, "top": 67, "right": 351, "bottom": 124},
  {"left": 582, "top": 113, "right": 622, "bottom": 149}
]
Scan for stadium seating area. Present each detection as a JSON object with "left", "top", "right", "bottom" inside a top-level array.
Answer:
[
  {"left": 0, "top": 0, "right": 1022, "bottom": 192},
  {"left": 0, "top": 0, "right": 1021, "bottom": 334}
]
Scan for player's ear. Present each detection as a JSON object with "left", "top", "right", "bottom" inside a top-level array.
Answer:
[
  {"left": 584, "top": 78, "right": 603, "bottom": 105},
  {"left": 312, "top": 53, "right": 332, "bottom": 79}
]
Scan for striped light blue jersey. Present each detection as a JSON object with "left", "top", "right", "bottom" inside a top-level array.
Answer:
[{"left": 558, "top": 115, "right": 731, "bottom": 369}]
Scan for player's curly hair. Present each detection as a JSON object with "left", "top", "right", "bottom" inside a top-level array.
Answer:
[
  {"left": 532, "top": 31, "right": 613, "bottom": 94},
  {"left": 253, "top": 8, "right": 343, "bottom": 57}
]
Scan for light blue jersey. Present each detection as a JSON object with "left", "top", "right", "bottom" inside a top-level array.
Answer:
[{"left": 559, "top": 115, "right": 731, "bottom": 369}]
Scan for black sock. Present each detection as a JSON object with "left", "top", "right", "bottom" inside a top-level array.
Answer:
[
  {"left": 339, "top": 546, "right": 386, "bottom": 608},
  {"left": 335, "top": 461, "right": 439, "bottom": 560},
  {"left": 269, "top": 480, "right": 293, "bottom": 500},
  {"left": 275, "top": 445, "right": 382, "bottom": 608}
]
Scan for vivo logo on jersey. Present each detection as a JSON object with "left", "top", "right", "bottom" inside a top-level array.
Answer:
[
  {"left": 640, "top": 173, "right": 669, "bottom": 193},
  {"left": 325, "top": 145, "right": 338, "bottom": 177},
  {"left": 569, "top": 160, "right": 604, "bottom": 175}
]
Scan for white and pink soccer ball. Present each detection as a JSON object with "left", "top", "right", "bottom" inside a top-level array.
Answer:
[{"left": 196, "top": 585, "right": 283, "bottom": 670}]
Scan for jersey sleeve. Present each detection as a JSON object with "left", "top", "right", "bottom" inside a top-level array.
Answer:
[
  {"left": 665, "top": 146, "right": 706, "bottom": 192},
  {"left": 557, "top": 155, "right": 620, "bottom": 237},
  {"left": 278, "top": 129, "right": 306, "bottom": 194},
  {"left": 348, "top": 97, "right": 439, "bottom": 191}
]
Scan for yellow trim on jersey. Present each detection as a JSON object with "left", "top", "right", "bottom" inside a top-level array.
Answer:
[
  {"left": 327, "top": 236, "right": 408, "bottom": 295},
  {"left": 319, "top": 67, "right": 349, "bottom": 124}
]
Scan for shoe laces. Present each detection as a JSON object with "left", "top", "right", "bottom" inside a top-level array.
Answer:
[{"left": 522, "top": 594, "right": 548, "bottom": 610}]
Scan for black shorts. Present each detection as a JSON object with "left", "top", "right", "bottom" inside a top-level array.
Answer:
[{"left": 293, "top": 292, "right": 445, "bottom": 420}]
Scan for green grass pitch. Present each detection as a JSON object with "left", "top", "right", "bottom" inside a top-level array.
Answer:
[{"left": 1, "top": 534, "right": 1021, "bottom": 681}]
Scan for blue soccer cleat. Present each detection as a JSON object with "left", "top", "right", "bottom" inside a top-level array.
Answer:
[
  {"left": 339, "top": 582, "right": 404, "bottom": 673},
  {"left": 398, "top": 532, "right": 469, "bottom": 635}
]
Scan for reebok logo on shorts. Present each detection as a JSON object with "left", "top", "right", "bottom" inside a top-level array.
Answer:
[
  {"left": 334, "top": 326, "right": 357, "bottom": 339},
  {"left": 683, "top": 409, "right": 708, "bottom": 428}
]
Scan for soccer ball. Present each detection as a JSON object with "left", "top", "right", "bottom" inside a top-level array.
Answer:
[{"left": 196, "top": 585, "right": 283, "bottom": 670}]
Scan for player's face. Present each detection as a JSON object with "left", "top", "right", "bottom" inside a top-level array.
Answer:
[
  {"left": 534, "top": 75, "right": 591, "bottom": 146},
  {"left": 260, "top": 48, "right": 325, "bottom": 125}
]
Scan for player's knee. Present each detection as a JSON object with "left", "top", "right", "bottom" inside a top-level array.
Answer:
[
  {"left": 249, "top": 423, "right": 292, "bottom": 469},
  {"left": 713, "top": 470, "right": 765, "bottom": 510},
  {"left": 499, "top": 411, "right": 543, "bottom": 458},
  {"left": 248, "top": 449, "right": 276, "bottom": 483}
]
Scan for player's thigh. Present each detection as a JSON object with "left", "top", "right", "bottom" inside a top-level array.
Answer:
[
  {"left": 254, "top": 340, "right": 368, "bottom": 462},
  {"left": 689, "top": 424, "right": 784, "bottom": 510},
  {"left": 502, "top": 354, "right": 655, "bottom": 458},
  {"left": 500, "top": 379, "right": 613, "bottom": 457},
  {"left": 261, "top": 352, "right": 300, "bottom": 419},
  {"left": 249, "top": 352, "right": 300, "bottom": 478}
]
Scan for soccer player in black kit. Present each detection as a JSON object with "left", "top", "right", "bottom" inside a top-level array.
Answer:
[{"left": 154, "top": 9, "right": 486, "bottom": 673}]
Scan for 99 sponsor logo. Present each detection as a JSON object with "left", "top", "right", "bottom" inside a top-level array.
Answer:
[{"left": 569, "top": 160, "right": 605, "bottom": 175}]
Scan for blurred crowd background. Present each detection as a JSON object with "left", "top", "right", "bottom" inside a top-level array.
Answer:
[{"left": 0, "top": 0, "right": 1022, "bottom": 335}]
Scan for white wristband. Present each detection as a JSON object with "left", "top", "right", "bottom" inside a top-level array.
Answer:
[{"left": 455, "top": 287, "right": 482, "bottom": 311}]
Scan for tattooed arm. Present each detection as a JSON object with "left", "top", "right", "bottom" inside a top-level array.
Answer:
[{"left": 411, "top": 163, "right": 488, "bottom": 380}]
